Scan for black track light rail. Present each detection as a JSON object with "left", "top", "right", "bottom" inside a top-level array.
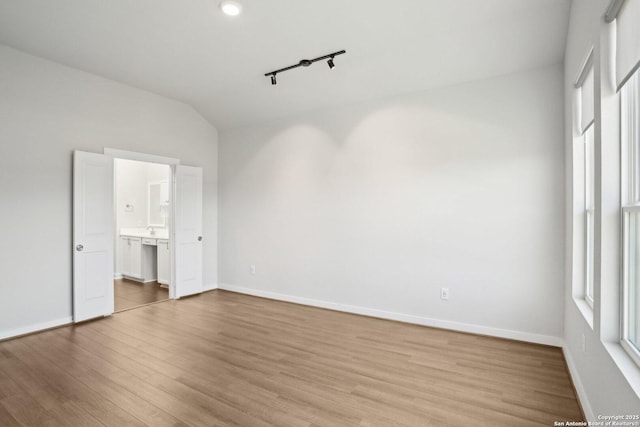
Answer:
[{"left": 265, "top": 50, "right": 346, "bottom": 84}]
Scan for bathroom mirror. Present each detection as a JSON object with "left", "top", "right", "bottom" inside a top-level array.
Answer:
[{"left": 148, "top": 181, "right": 168, "bottom": 226}]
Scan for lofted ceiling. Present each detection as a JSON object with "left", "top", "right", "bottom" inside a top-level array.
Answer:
[{"left": 0, "top": 0, "right": 571, "bottom": 130}]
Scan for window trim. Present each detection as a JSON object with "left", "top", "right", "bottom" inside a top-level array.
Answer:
[
  {"left": 584, "top": 123, "right": 595, "bottom": 308},
  {"left": 621, "top": 69, "right": 640, "bottom": 368},
  {"left": 622, "top": 206, "right": 640, "bottom": 367}
]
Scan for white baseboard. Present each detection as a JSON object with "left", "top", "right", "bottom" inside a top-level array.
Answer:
[
  {"left": 218, "top": 284, "right": 563, "bottom": 347},
  {"left": 203, "top": 283, "right": 218, "bottom": 292},
  {"left": 114, "top": 273, "right": 123, "bottom": 280},
  {"left": 562, "top": 347, "right": 595, "bottom": 421},
  {"left": 0, "top": 316, "right": 73, "bottom": 341}
]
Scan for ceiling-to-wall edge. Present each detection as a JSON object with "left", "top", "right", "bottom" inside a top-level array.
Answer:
[{"left": 0, "top": 42, "right": 220, "bottom": 134}]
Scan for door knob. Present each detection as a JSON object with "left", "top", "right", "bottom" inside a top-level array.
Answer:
[
  {"left": 76, "top": 244, "right": 84, "bottom": 252},
  {"left": 198, "top": 236, "right": 203, "bottom": 241}
]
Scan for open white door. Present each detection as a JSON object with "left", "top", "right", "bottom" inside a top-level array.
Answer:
[
  {"left": 174, "top": 165, "right": 203, "bottom": 298},
  {"left": 73, "top": 151, "right": 114, "bottom": 321}
]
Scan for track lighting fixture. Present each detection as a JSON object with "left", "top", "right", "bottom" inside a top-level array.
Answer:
[{"left": 265, "top": 50, "right": 345, "bottom": 85}]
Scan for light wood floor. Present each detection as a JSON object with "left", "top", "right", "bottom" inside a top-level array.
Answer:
[
  {"left": 114, "top": 278, "right": 168, "bottom": 312},
  {"left": 0, "top": 290, "right": 583, "bottom": 426}
]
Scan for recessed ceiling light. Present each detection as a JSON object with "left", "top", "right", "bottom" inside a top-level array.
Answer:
[{"left": 219, "top": 1, "right": 242, "bottom": 16}]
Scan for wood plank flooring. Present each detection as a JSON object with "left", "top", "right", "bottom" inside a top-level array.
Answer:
[
  {"left": 114, "top": 278, "right": 168, "bottom": 312},
  {"left": 0, "top": 290, "right": 583, "bottom": 426}
]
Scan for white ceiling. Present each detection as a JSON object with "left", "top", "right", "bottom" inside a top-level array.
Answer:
[{"left": 0, "top": 0, "right": 571, "bottom": 130}]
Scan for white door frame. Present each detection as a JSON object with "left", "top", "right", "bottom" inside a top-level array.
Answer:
[{"left": 105, "top": 148, "right": 181, "bottom": 299}]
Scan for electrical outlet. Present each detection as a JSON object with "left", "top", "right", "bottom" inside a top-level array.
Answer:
[
  {"left": 250, "top": 265, "right": 256, "bottom": 275},
  {"left": 440, "top": 287, "right": 449, "bottom": 301}
]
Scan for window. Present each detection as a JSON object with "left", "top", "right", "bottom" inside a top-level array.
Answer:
[
  {"left": 575, "top": 53, "right": 595, "bottom": 308},
  {"left": 622, "top": 69, "right": 640, "bottom": 366}
]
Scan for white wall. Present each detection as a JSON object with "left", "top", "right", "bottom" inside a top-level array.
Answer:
[
  {"left": 116, "top": 159, "right": 150, "bottom": 230},
  {"left": 219, "top": 65, "right": 565, "bottom": 345},
  {"left": 0, "top": 45, "right": 218, "bottom": 338},
  {"left": 563, "top": 0, "right": 640, "bottom": 417}
]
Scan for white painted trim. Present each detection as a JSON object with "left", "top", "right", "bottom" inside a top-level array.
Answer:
[
  {"left": 121, "top": 275, "right": 144, "bottom": 283},
  {"left": 573, "top": 297, "right": 595, "bottom": 329},
  {"left": 114, "top": 273, "right": 123, "bottom": 280},
  {"left": 203, "top": 283, "right": 218, "bottom": 292},
  {"left": 218, "top": 284, "right": 563, "bottom": 347},
  {"left": 104, "top": 148, "right": 180, "bottom": 165},
  {"left": 563, "top": 346, "right": 596, "bottom": 421},
  {"left": 575, "top": 46, "right": 594, "bottom": 88},
  {"left": 602, "top": 341, "right": 640, "bottom": 399},
  {"left": 0, "top": 317, "right": 73, "bottom": 341}
]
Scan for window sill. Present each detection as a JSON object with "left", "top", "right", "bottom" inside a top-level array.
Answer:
[
  {"left": 603, "top": 341, "right": 640, "bottom": 400},
  {"left": 574, "top": 297, "right": 594, "bottom": 329}
]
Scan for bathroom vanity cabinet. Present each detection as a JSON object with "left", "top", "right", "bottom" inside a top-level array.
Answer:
[
  {"left": 157, "top": 239, "right": 170, "bottom": 285},
  {"left": 120, "top": 236, "right": 157, "bottom": 282}
]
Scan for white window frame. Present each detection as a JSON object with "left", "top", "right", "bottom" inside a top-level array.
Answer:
[
  {"left": 622, "top": 208, "right": 640, "bottom": 367},
  {"left": 621, "top": 68, "right": 640, "bottom": 367},
  {"left": 574, "top": 48, "right": 595, "bottom": 311},
  {"left": 584, "top": 123, "right": 595, "bottom": 308}
]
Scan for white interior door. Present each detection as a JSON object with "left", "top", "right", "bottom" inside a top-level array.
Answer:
[
  {"left": 174, "top": 165, "right": 203, "bottom": 298},
  {"left": 73, "top": 151, "right": 114, "bottom": 321}
]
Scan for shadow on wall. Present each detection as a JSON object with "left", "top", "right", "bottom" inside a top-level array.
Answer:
[{"left": 219, "top": 66, "right": 563, "bottom": 338}]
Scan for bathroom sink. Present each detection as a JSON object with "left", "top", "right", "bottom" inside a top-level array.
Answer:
[{"left": 120, "top": 228, "right": 169, "bottom": 240}]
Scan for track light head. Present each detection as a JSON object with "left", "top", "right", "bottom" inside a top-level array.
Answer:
[
  {"left": 327, "top": 58, "right": 335, "bottom": 69},
  {"left": 270, "top": 74, "right": 277, "bottom": 85}
]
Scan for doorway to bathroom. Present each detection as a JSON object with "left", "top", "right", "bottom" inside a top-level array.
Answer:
[
  {"left": 114, "top": 158, "right": 171, "bottom": 312},
  {"left": 73, "top": 148, "right": 204, "bottom": 323}
]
